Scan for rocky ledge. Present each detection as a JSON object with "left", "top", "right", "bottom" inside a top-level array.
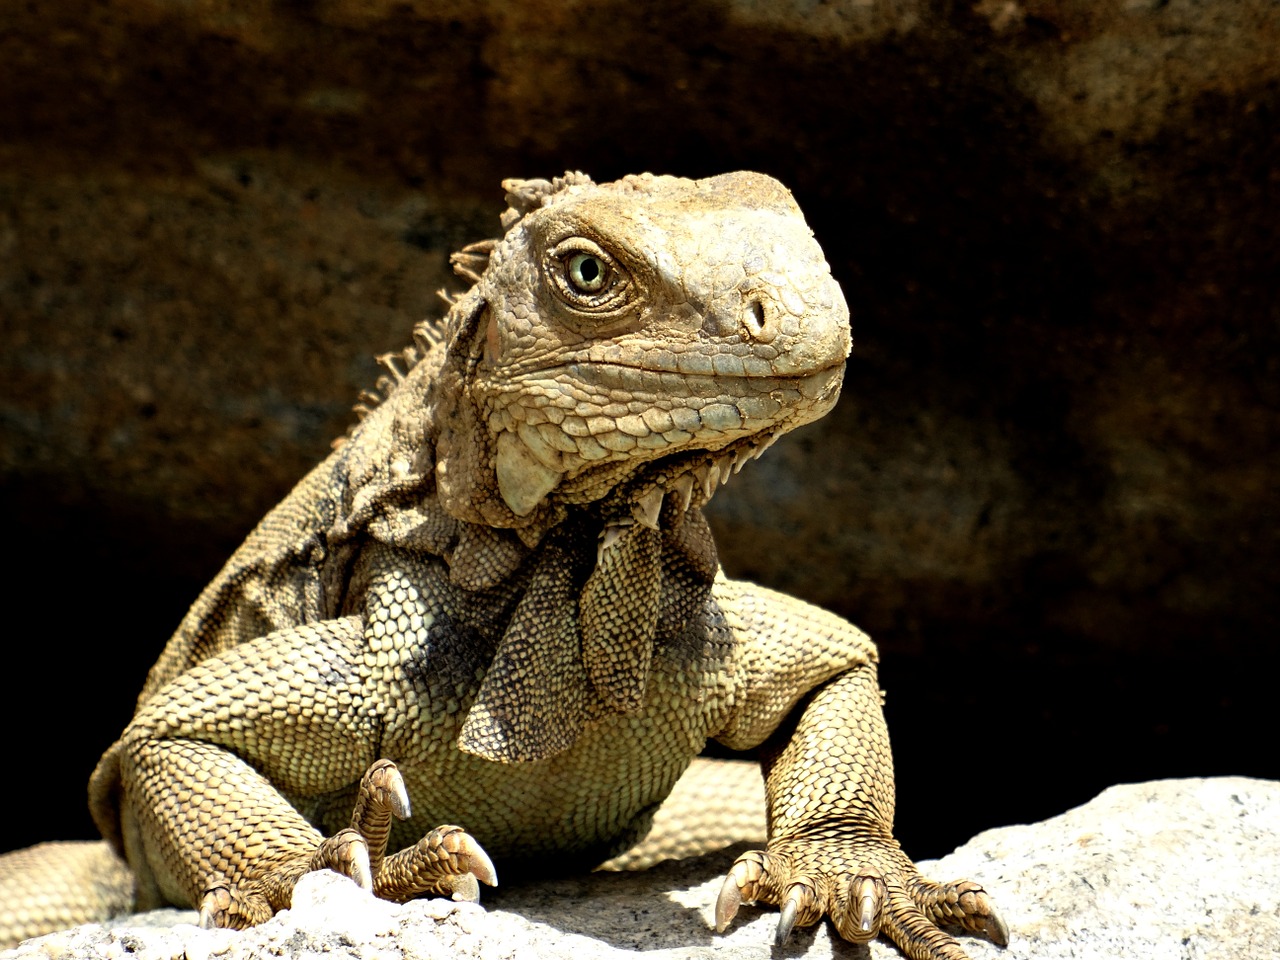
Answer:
[{"left": 6, "top": 777, "right": 1276, "bottom": 960}]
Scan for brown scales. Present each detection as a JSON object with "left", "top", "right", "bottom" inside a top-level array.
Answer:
[{"left": 0, "top": 171, "right": 1006, "bottom": 960}]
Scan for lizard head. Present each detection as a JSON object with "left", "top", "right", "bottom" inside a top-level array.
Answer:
[{"left": 432, "top": 171, "right": 851, "bottom": 536}]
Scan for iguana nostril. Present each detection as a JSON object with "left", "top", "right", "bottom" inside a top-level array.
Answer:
[{"left": 743, "top": 297, "right": 770, "bottom": 340}]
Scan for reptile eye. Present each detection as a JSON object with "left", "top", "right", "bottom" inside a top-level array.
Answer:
[
  {"left": 545, "top": 239, "right": 631, "bottom": 314},
  {"left": 567, "top": 253, "right": 608, "bottom": 293}
]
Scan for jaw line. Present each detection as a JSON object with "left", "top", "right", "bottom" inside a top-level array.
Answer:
[{"left": 495, "top": 356, "right": 848, "bottom": 399}]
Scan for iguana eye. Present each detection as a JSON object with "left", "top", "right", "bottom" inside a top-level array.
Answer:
[
  {"left": 545, "top": 239, "right": 631, "bottom": 314},
  {"left": 567, "top": 252, "right": 608, "bottom": 293}
]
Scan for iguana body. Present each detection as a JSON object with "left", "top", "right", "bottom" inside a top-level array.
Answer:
[{"left": 0, "top": 172, "right": 1005, "bottom": 959}]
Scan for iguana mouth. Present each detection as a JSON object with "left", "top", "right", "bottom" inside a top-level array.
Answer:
[
  {"left": 512, "top": 358, "right": 847, "bottom": 402},
  {"left": 524, "top": 348, "right": 848, "bottom": 378},
  {"left": 577, "top": 427, "right": 786, "bottom": 554}
]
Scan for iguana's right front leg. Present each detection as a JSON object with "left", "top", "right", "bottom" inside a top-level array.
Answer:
[
  {"left": 190, "top": 758, "right": 493, "bottom": 928},
  {"left": 102, "top": 617, "right": 494, "bottom": 927}
]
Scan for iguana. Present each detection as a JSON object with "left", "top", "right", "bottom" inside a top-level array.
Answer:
[{"left": 0, "top": 171, "right": 1007, "bottom": 959}]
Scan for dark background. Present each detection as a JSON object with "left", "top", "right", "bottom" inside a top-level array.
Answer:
[{"left": 1, "top": 0, "right": 1277, "bottom": 863}]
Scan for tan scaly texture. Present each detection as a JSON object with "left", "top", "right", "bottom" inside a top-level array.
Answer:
[{"left": 0, "top": 172, "right": 1005, "bottom": 959}]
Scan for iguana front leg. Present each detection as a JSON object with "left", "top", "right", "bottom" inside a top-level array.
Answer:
[
  {"left": 101, "top": 617, "right": 493, "bottom": 928},
  {"left": 191, "top": 759, "right": 492, "bottom": 928},
  {"left": 711, "top": 581, "right": 1007, "bottom": 958}
]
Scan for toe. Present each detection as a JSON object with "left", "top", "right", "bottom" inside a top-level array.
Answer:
[
  {"left": 313, "top": 827, "right": 373, "bottom": 890},
  {"left": 910, "top": 876, "right": 1009, "bottom": 947},
  {"left": 881, "top": 883, "right": 974, "bottom": 960},
  {"left": 442, "top": 826, "right": 497, "bottom": 887},
  {"left": 830, "top": 865, "right": 886, "bottom": 944},
  {"left": 715, "top": 850, "right": 776, "bottom": 933},
  {"left": 198, "top": 874, "right": 271, "bottom": 929},
  {"left": 374, "top": 825, "right": 497, "bottom": 901}
]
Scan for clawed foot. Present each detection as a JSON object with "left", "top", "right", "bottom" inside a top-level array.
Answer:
[
  {"left": 715, "top": 839, "right": 1006, "bottom": 959},
  {"left": 199, "top": 759, "right": 496, "bottom": 928}
]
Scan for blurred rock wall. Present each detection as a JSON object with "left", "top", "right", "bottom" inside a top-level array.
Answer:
[{"left": 2, "top": 0, "right": 1276, "bottom": 857}]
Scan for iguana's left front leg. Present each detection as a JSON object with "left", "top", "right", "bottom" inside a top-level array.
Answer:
[{"left": 711, "top": 581, "right": 1007, "bottom": 959}]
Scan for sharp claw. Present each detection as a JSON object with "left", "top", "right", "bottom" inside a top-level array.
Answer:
[
  {"left": 389, "top": 774, "right": 411, "bottom": 821},
  {"left": 955, "top": 879, "right": 1009, "bottom": 947},
  {"left": 983, "top": 904, "right": 1010, "bottom": 947},
  {"left": 197, "top": 899, "right": 219, "bottom": 930},
  {"left": 198, "top": 883, "right": 223, "bottom": 928},
  {"left": 775, "top": 895, "right": 799, "bottom": 946},
  {"left": 461, "top": 836, "right": 498, "bottom": 888},
  {"left": 858, "top": 894, "right": 875, "bottom": 933},
  {"left": 714, "top": 873, "right": 744, "bottom": 933},
  {"left": 449, "top": 873, "right": 481, "bottom": 902},
  {"left": 349, "top": 841, "right": 373, "bottom": 891},
  {"left": 364, "top": 759, "right": 413, "bottom": 820},
  {"left": 852, "top": 873, "right": 883, "bottom": 934}
]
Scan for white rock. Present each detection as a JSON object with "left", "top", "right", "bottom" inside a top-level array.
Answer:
[{"left": 5, "top": 778, "right": 1276, "bottom": 960}]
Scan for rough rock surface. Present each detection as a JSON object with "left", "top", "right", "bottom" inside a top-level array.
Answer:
[
  {"left": 1, "top": 0, "right": 1276, "bottom": 861},
  {"left": 6, "top": 777, "right": 1275, "bottom": 960}
]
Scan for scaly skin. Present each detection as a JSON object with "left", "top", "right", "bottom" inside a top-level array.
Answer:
[{"left": 0, "top": 172, "right": 1005, "bottom": 958}]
